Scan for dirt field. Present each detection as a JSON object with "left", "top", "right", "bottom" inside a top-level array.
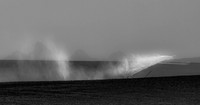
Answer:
[{"left": 0, "top": 75, "right": 200, "bottom": 105}]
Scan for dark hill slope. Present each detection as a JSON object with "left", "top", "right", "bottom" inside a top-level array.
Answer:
[{"left": 134, "top": 63, "right": 200, "bottom": 78}]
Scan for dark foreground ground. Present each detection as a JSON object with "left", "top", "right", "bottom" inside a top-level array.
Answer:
[{"left": 0, "top": 75, "right": 200, "bottom": 105}]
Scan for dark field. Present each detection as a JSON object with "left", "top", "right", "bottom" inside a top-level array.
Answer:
[
  {"left": 0, "top": 60, "right": 200, "bottom": 104},
  {"left": 0, "top": 75, "right": 200, "bottom": 105}
]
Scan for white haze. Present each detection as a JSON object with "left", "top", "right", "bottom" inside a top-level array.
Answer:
[{"left": 1, "top": 39, "right": 174, "bottom": 81}]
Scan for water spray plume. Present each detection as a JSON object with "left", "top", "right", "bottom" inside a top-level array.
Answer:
[
  {"left": 45, "top": 40, "right": 70, "bottom": 80},
  {"left": 17, "top": 37, "right": 71, "bottom": 80},
  {"left": 111, "top": 53, "right": 174, "bottom": 77},
  {"left": 17, "top": 37, "right": 175, "bottom": 80}
]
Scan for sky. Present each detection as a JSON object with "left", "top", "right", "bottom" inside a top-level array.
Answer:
[{"left": 0, "top": 0, "right": 200, "bottom": 60}]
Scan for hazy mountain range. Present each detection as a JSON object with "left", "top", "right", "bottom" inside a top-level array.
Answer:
[
  {"left": 171, "top": 57, "right": 200, "bottom": 63},
  {"left": 3, "top": 40, "right": 126, "bottom": 61},
  {"left": 2, "top": 39, "right": 200, "bottom": 63}
]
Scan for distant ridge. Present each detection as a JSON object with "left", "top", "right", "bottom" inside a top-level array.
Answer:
[
  {"left": 108, "top": 51, "right": 126, "bottom": 61},
  {"left": 133, "top": 62, "right": 200, "bottom": 78},
  {"left": 70, "top": 49, "right": 98, "bottom": 61},
  {"left": 170, "top": 57, "right": 200, "bottom": 63},
  {"left": 2, "top": 41, "right": 53, "bottom": 60}
]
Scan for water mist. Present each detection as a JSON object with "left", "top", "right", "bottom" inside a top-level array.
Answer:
[
  {"left": 17, "top": 38, "right": 70, "bottom": 81},
  {"left": 45, "top": 40, "right": 70, "bottom": 80},
  {"left": 16, "top": 38, "right": 175, "bottom": 81},
  {"left": 109, "top": 54, "right": 174, "bottom": 78}
]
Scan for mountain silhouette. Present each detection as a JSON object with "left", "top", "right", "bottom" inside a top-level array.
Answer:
[
  {"left": 108, "top": 51, "right": 126, "bottom": 61},
  {"left": 171, "top": 57, "right": 200, "bottom": 63},
  {"left": 4, "top": 41, "right": 54, "bottom": 60},
  {"left": 70, "top": 49, "right": 97, "bottom": 61}
]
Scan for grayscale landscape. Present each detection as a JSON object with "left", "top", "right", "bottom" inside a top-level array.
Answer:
[
  {"left": 0, "top": 0, "right": 200, "bottom": 104},
  {"left": 0, "top": 59, "right": 199, "bottom": 104}
]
